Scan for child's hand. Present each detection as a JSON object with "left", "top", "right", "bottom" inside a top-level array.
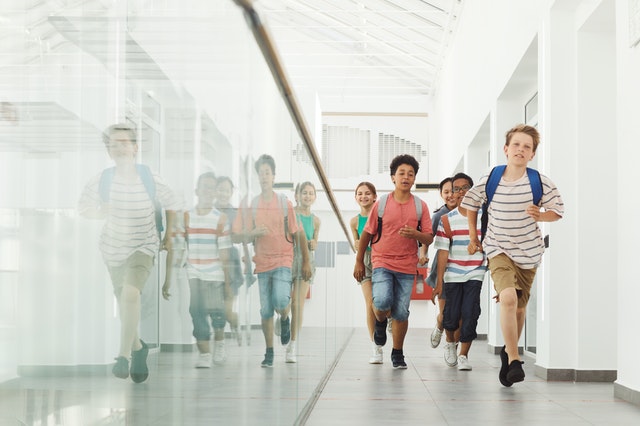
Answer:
[
  {"left": 252, "top": 225, "right": 269, "bottom": 238},
  {"left": 398, "top": 225, "right": 416, "bottom": 239},
  {"left": 162, "top": 282, "right": 171, "bottom": 300},
  {"left": 526, "top": 204, "right": 542, "bottom": 221},
  {"left": 418, "top": 256, "right": 428, "bottom": 266},
  {"left": 308, "top": 240, "right": 317, "bottom": 251},
  {"left": 467, "top": 239, "right": 481, "bottom": 254}
]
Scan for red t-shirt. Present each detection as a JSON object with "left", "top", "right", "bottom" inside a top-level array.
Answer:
[
  {"left": 233, "top": 193, "right": 298, "bottom": 273},
  {"left": 364, "top": 193, "right": 432, "bottom": 274}
]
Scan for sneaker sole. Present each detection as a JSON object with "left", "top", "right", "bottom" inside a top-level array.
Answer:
[
  {"left": 393, "top": 364, "right": 408, "bottom": 370},
  {"left": 261, "top": 363, "right": 273, "bottom": 368},
  {"left": 369, "top": 359, "right": 383, "bottom": 364}
]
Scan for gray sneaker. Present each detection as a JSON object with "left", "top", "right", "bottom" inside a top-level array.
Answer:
[
  {"left": 430, "top": 327, "right": 443, "bottom": 348},
  {"left": 112, "top": 356, "right": 129, "bottom": 379}
]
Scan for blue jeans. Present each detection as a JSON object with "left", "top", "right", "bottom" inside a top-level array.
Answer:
[
  {"left": 443, "top": 280, "right": 483, "bottom": 342},
  {"left": 371, "top": 267, "right": 415, "bottom": 321},
  {"left": 257, "top": 267, "right": 292, "bottom": 320},
  {"left": 189, "top": 278, "right": 226, "bottom": 341}
]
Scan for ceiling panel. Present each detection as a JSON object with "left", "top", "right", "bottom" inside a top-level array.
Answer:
[{"left": 255, "top": 0, "right": 464, "bottom": 98}]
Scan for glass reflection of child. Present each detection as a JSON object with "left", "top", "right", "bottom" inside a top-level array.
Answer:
[
  {"left": 286, "top": 182, "right": 320, "bottom": 363},
  {"left": 78, "top": 123, "right": 180, "bottom": 383},
  {"left": 214, "top": 176, "right": 244, "bottom": 345},
  {"left": 185, "top": 172, "right": 232, "bottom": 368}
]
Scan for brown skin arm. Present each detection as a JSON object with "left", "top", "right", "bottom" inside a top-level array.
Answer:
[
  {"left": 431, "top": 249, "right": 449, "bottom": 305},
  {"left": 353, "top": 231, "right": 373, "bottom": 281}
]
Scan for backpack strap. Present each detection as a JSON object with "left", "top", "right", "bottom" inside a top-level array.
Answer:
[
  {"left": 481, "top": 165, "right": 504, "bottom": 243},
  {"left": 98, "top": 167, "right": 116, "bottom": 202},
  {"left": 527, "top": 167, "right": 543, "bottom": 206},
  {"left": 441, "top": 214, "right": 453, "bottom": 240},
  {"left": 136, "top": 164, "right": 164, "bottom": 235},
  {"left": 370, "top": 194, "right": 388, "bottom": 245}
]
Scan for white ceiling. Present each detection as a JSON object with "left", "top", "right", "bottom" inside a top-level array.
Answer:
[{"left": 255, "top": 0, "right": 464, "bottom": 101}]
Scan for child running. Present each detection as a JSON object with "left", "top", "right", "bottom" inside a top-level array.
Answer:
[
  {"left": 349, "top": 182, "right": 383, "bottom": 364},
  {"left": 215, "top": 176, "right": 244, "bottom": 345},
  {"left": 286, "top": 182, "right": 321, "bottom": 363},
  {"left": 185, "top": 172, "right": 232, "bottom": 368}
]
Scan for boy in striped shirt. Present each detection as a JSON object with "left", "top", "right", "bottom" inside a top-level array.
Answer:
[
  {"left": 462, "top": 124, "right": 564, "bottom": 386},
  {"left": 185, "top": 172, "right": 232, "bottom": 368},
  {"left": 432, "top": 172, "right": 486, "bottom": 371},
  {"left": 79, "top": 124, "right": 181, "bottom": 382}
]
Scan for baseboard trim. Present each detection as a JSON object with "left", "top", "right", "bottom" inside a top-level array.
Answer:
[
  {"left": 18, "top": 364, "right": 111, "bottom": 377},
  {"left": 534, "top": 365, "right": 617, "bottom": 382},
  {"left": 614, "top": 382, "right": 640, "bottom": 405}
]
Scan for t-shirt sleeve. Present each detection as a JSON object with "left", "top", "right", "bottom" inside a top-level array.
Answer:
[
  {"left": 461, "top": 175, "right": 487, "bottom": 212},
  {"left": 77, "top": 173, "right": 101, "bottom": 216},
  {"left": 362, "top": 200, "right": 380, "bottom": 236},
  {"left": 154, "top": 173, "right": 182, "bottom": 211},
  {"left": 540, "top": 175, "right": 565, "bottom": 218}
]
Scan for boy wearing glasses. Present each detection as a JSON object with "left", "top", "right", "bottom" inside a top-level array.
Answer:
[
  {"left": 461, "top": 124, "right": 564, "bottom": 386},
  {"left": 432, "top": 173, "right": 486, "bottom": 371}
]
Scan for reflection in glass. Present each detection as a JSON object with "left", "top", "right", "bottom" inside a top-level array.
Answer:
[{"left": 0, "top": 1, "right": 353, "bottom": 424}]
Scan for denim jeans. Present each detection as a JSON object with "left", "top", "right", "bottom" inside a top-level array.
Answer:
[
  {"left": 257, "top": 267, "right": 292, "bottom": 319},
  {"left": 443, "top": 280, "right": 483, "bottom": 342},
  {"left": 189, "top": 278, "right": 226, "bottom": 341},
  {"left": 371, "top": 267, "right": 415, "bottom": 321}
]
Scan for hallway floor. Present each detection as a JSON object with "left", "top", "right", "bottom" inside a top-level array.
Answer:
[{"left": 1, "top": 327, "right": 639, "bottom": 425}]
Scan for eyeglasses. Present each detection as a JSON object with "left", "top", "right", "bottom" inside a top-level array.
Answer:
[{"left": 452, "top": 185, "right": 471, "bottom": 193}]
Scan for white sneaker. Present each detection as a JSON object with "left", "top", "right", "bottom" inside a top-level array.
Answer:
[
  {"left": 195, "top": 353, "right": 212, "bottom": 368},
  {"left": 286, "top": 341, "right": 297, "bottom": 363},
  {"left": 213, "top": 341, "right": 226, "bottom": 365},
  {"left": 274, "top": 316, "right": 281, "bottom": 336},
  {"left": 369, "top": 343, "right": 383, "bottom": 364},
  {"left": 444, "top": 342, "right": 458, "bottom": 367},
  {"left": 430, "top": 327, "right": 443, "bottom": 348},
  {"left": 457, "top": 355, "right": 472, "bottom": 371}
]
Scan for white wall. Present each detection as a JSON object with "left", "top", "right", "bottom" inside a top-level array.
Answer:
[
  {"left": 615, "top": 0, "right": 640, "bottom": 397},
  {"left": 429, "top": 0, "right": 633, "bottom": 391}
]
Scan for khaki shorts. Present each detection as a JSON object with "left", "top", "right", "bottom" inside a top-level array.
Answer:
[
  {"left": 107, "top": 251, "right": 154, "bottom": 298},
  {"left": 489, "top": 253, "right": 537, "bottom": 309},
  {"left": 358, "top": 250, "right": 373, "bottom": 285}
]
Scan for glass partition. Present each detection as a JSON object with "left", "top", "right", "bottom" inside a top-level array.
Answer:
[{"left": 0, "top": 1, "right": 354, "bottom": 424}]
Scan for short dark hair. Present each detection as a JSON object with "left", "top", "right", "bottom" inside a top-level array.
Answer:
[
  {"left": 451, "top": 172, "right": 473, "bottom": 188},
  {"left": 103, "top": 123, "right": 137, "bottom": 146},
  {"left": 215, "top": 176, "right": 234, "bottom": 189},
  {"left": 196, "top": 171, "right": 217, "bottom": 189},
  {"left": 439, "top": 177, "right": 452, "bottom": 193},
  {"left": 389, "top": 154, "right": 419, "bottom": 176},
  {"left": 255, "top": 154, "right": 276, "bottom": 174}
]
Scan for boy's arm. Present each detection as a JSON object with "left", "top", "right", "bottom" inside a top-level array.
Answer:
[
  {"left": 418, "top": 243, "right": 428, "bottom": 266},
  {"left": 432, "top": 249, "right": 449, "bottom": 304},
  {"left": 467, "top": 209, "right": 481, "bottom": 255},
  {"left": 526, "top": 205, "right": 562, "bottom": 223},
  {"left": 162, "top": 210, "right": 177, "bottom": 251}
]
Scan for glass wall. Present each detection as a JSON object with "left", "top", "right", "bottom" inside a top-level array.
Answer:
[{"left": 0, "top": 1, "right": 353, "bottom": 424}]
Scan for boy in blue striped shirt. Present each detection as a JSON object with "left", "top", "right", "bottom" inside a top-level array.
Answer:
[{"left": 432, "top": 173, "right": 486, "bottom": 371}]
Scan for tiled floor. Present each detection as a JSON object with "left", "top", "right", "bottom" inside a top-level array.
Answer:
[
  {"left": 306, "top": 328, "right": 640, "bottom": 425},
  {"left": 1, "top": 327, "right": 639, "bottom": 425}
]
